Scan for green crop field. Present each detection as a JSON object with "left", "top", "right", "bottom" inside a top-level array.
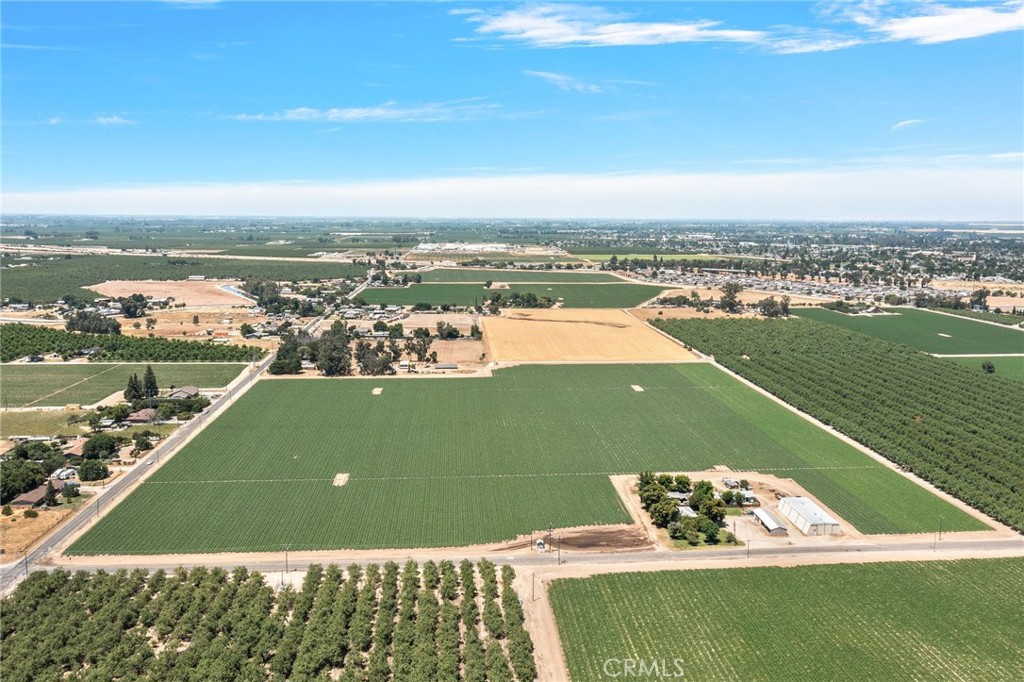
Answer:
[
  {"left": 0, "top": 254, "right": 366, "bottom": 303},
  {"left": 69, "top": 363, "right": 979, "bottom": 555},
  {"left": 550, "top": 558, "right": 1024, "bottom": 682},
  {"left": 359, "top": 282, "right": 670, "bottom": 308},
  {"left": 418, "top": 268, "right": 622, "bottom": 283},
  {"left": 0, "top": 363, "right": 247, "bottom": 407},
  {"left": 796, "top": 307, "right": 1024, "bottom": 354},
  {"left": 948, "top": 355, "right": 1024, "bottom": 383}
]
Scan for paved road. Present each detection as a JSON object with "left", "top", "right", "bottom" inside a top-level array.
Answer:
[
  {"left": 0, "top": 351, "right": 277, "bottom": 594},
  {"left": 42, "top": 536, "right": 1023, "bottom": 578}
]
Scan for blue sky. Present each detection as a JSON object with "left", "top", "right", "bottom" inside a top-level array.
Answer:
[{"left": 2, "top": 1, "right": 1022, "bottom": 219}]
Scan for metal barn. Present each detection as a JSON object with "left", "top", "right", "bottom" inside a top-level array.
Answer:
[{"left": 777, "top": 497, "right": 841, "bottom": 536}]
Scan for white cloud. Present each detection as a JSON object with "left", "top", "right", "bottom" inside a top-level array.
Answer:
[
  {"left": 48, "top": 117, "right": 62, "bottom": 125},
  {"left": 95, "top": 115, "right": 137, "bottom": 125},
  {"left": 5, "top": 166, "right": 1020, "bottom": 221},
  {"left": 230, "top": 99, "right": 499, "bottom": 123},
  {"left": 892, "top": 118, "right": 924, "bottom": 130},
  {"left": 458, "top": 2, "right": 1024, "bottom": 53},
  {"left": 463, "top": 4, "right": 767, "bottom": 48},
  {"left": 524, "top": 70, "right": 603, "bottom": 93},
  {"left": 873, "top": 2, "right": 1024, "bottom": 44}
]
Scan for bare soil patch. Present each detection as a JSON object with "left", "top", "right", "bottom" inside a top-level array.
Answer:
[
  {"left": 430, "top": 339, "right": 489, "bottom": 365},
  {"left": 1, "top": 502, "right": 85, "bottom": 556},
  {"left": 399, "top": 312, "right": 479, "bottom": 334},
  {"left": 119, "top": 309, "right": 281, "bottom": 350},
  {"left": 483, "top": 308, "right": 698, "bottom": 363},
  {"left": 87, "top": 279, "right": 253, "bottom": 307},
  {"left": 332, "top": 473, "right": 350, "bottom": 487}
]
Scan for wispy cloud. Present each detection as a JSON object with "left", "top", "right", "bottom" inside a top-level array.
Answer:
[
  {"left": 457, "top": 2, "right": 1024, "bottom": 53},
  {"left": 95, "top": 115, "right": 137, "bottom": 125},
  {"left": 524, "top": 70, "right": 603, "bottom": 93},
  {"left": 872, "top": 2, "right": 1024, "bottom": 44},
  {"left": 230, "top": 99, "right": 499, "bottom": 123},
  {"left": 459, "top": 4, "right": 767, "bottom": 49},
  {"left": 1, "top": 42, "right": 77, "bottom": 51},
  {"left": 892, "top": 118, "right": 924, "bottom": 131}
]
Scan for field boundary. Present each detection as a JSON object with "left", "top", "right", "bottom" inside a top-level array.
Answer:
[{"left": 919, "top": 306, "right": 1024, "bottom": 331}]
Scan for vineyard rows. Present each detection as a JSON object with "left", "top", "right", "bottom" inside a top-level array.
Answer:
[
  {"left": 0, "top": 560, "right": 535, "bottom": 682},
  {"left": 549, "top": 558, "right": 1024, "bottom": 681},
  {"left": 654, "top": 317, "right": 1024, "bottom": 531}
]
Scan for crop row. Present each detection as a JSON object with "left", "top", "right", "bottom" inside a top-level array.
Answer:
[{"left": 549, "top": 558, "right": 1024, "bottom": 681}]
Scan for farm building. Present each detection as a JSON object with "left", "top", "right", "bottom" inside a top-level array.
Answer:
[
  {"left": 751, "top": 508, "right": 787, "bottom": 536},
  {"left": 125, "top": 408, "right": 158, "bottom": 424},
  {"left": 667, "top": 491, "right": 689, "bottom": 503},
  {"left": 676, "top": 505, "right": 698, "bottom": 518},
  {"left": 168, "top": 386, "right": 200, "bottom": 400},
  {"left": 777, "top": 497, "right": 841, "bottom": 536},
  {"left": 11, "top": 484, "right": 51, "bottom": 508}
]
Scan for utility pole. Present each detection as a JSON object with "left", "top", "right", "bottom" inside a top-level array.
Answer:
[
  {"left": 557, "top": 536, "right": 561, "bottom": 565},
  {"left": 285, "top": 544, "right": 290, "bottom": 573}
]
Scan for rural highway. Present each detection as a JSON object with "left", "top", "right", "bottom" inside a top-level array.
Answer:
[{"left": 0, "top": 351, "right": 278, "bottom": 595}]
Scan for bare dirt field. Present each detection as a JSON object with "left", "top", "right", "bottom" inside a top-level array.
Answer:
[
  {"left": 430, "top": 339, "right": 489, "bottom": 365},
  {"left": 87, "top": 279, "right": 254, "bottom": 307},
  {"left": 399, "top": 312, "right": 479, "bottom": 333},
  {"left": 119, "top": 309, "right": 281, "bottom": 350},
  {"left": 482, "top": 308, "right": 699, "bottom": 363}
]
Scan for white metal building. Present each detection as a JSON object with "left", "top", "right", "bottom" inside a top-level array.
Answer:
[
  {"left": 777, "top": 497, "right": 841, "bottom": 536},
  {"left": 751, "top": 508, "right": 787, "bottom": 536}
]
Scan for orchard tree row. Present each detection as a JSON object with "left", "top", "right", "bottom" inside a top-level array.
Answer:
[
  {"left": 0, "top": 560, "right": 536, "bottom": 682},
  {"left": 653, "top": 317, "right": 1024, "bottom": 531},
  {"left": 0, "top": 324, "right": 264, "bottom": 363}
]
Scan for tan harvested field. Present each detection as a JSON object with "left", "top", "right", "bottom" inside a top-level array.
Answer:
[
  {"left": 985, "top": 295, "right": 1024, "bottom": 312},
  {"left": 931, "top": 279, "right": 1024, "bottom": 294},
  {"left": 629, "top": 307, "right": 744, "bottom": 321},
  {"left": 86, "top": 279, "right": 253, "bottom": 307},
  {"left": 657, "top": 286, "right": 827, "bottom": 306},
  {"left": 482, "top": 308, "right": 699, "bottom": 363}
]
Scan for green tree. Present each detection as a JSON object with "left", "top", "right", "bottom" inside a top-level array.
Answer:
[
  {"left": 143, "top": 364, "right": 159, "bottom": 398},
  {"left": 697, "top": 515, "right": 720, "bottom": 543},
  {"left": 42, "top": 480, "right": 59, "bottom": 507},
  {"left": 61, "top": 483, "right": 81, "bottom": 499},
  {"left": 982, "top": 361, "right": 996, "bottom": 374},
  {"left": 0, "top": 460, "right": 46, "bottom": 504},
  {"left": 720, "top": 282, "right": 744, "bottom": 313},
  {"left": 124, "top": 373, "right": 143, "bottom": 401},
  {"left": 649, "top": 497, "right": 680, "bottom": 528},
  {"left": 83, "top": 433, "right": 119, "bottom": 460},
  {"left": 78, "top": 460, "right": 109, "bottom": 482}
]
